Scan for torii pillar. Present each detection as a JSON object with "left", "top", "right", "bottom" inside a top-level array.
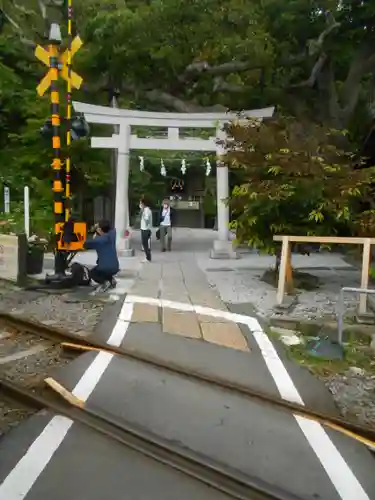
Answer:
[
  {"left": 72, "top": 101, "right": 275, "bottom": 258},
  {"left": 210, "top": 127, "right": 237, "bottom": 259}
]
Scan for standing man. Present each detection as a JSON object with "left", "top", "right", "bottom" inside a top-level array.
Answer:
[
  {"left": 158, "top": 197, "right": 175, "bottom": 252},
  {"left": 139, "top": 197, "right": 152, "bottom": 262}
]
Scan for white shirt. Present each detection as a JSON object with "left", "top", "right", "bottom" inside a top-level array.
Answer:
[
  {"left": 160, "top": 207, "right": 171, "bottom": 226},
  {"left": 140, "top": 207, "right": 152, "bottom": 230}
]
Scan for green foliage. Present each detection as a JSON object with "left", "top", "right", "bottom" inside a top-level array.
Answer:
[
  {"left": 0, "top": 197, "right": 54, "bottom": 238},
  {"left": 226, "top": 117, "right": 375, "bottom": 253},
  {"left": 0, "top": 0, "right": 374, "bottom": 239},
  {"left": 202, "top": 177, "right": 217, "bottom": 216}
]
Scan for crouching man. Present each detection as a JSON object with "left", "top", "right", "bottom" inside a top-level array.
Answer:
[{"left": 84, "top": 220, "right": 119, "bottom": 293}]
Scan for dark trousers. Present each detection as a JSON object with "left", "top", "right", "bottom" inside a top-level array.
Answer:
[
  {"left": 141, "top": 229, "right": 151, "bottom": 261},
  {"left": 89, "top": 266, "right": 116, "bottom": 284},
  {"left": 159, "top": 225, "right": 172, "bottom": 250}
]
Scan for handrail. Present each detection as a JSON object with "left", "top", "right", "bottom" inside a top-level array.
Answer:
[
  {"left": 338, "top": 287, "right": 375, "bottom": 344},
  {"left": 273, "top": 235, "right": 375, "bottom": 244}
]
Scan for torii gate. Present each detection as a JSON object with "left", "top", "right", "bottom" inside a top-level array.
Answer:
[{"left": 72, "top": 101, "right": 274, "bottom": 257}]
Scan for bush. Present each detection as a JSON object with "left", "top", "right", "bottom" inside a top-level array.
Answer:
[
  {"left": 224, "top": 116, "right": 375, "bottom": 253},
  {"left": 0, "top": 201, "right": 54, "bottom": 242}
]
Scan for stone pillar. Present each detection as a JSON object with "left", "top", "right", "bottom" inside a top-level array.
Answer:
[
  {"left": 210, "top": 128, "right": 238, "bottom": 259},
  {"left": 216, "top": 161, "right": 229, "bottom": 241},
  {"left": 115, "top": 124, "right": 134, "bottom": 256}
]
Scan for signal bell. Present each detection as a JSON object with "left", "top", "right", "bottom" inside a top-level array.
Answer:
[
  {"left": 71, "top": 116, "right": 90, "bottom": 140},
  {"left": 40, "top": 116, "right": 90, "bottom": 140},
  {"left": 40, "top": 118, "right": 53, "bottom": 139}
]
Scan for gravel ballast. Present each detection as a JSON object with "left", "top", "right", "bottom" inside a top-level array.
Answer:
[{"left": 0, "top": 282, "right": 106, "bottom": 437}]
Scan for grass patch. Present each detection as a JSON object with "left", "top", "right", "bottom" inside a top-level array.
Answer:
[{"left": 288, "top": 341, "right": 375, "bottom": 378}]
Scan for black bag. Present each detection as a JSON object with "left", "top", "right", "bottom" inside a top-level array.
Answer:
[
  {"left": 69, "top": 263, "right": 91, "bottom": 286},
  {"left": 156, "top": 229, "right": 160, "bottom": 240},
  {"left": 43, "top": 263, "right": 90, "bottom": 289}
]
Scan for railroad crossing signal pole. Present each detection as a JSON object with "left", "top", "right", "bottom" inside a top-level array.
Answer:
[
  {"left": 35, "top": 20, "right": 85, "bottom": 277},
  {"left": 65, "top": 0, "right": 73, "bottom": 222},
  {"left": 48, "top": 24, "right": 65, "bottom": 274}
]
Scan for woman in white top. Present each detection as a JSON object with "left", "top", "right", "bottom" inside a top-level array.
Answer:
[{"left": 139, "top": 197, "right": 153, "bottom": 262}]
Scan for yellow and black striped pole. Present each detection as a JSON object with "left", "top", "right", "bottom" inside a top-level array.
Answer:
[
  {"left": 48, "top": 25, "right": 65, "bottom": 274},
  {"left": 50, "top": 44, "right": 64, "bottom": 231},
  {"left": 65, "top": 0, "right": 73, "bottom": 222},
  {"left": 35, "top": 20, "right": 86, "bottom": 276}
]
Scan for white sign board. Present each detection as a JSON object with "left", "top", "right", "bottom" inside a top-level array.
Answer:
[
  {"left": 0, "top": 234, "right": 19, "bottom": 281},
  {"left": 4, "top": 186, "right": 10, "bottom": 213}
]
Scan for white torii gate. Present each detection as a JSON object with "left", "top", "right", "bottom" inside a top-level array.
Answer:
[{"left": 72, "top": 101, "right": 274, "bottom": 257}]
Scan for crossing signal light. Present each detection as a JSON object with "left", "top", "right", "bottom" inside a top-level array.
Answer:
[
  {"left": 40, "top": 116, "right": 90, "bottom": 140},
  {"left": 71, "top": 116, "right": 90, "bottom": 140},
  {"left": 40, "top": 118, "right": 53, "bottom": 139}
]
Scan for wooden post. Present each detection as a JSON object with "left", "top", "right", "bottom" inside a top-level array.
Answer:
[
  {"left": 285, "top": 243, "right": 294, "bottom": 294},
  {"left": 359, "top": 238, "right": 371, "bottom": 315},
  {"left": 276, "top": 236, "right": 289, "bottom": 305}
]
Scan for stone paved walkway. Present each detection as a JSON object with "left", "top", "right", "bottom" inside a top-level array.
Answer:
[{"left": 127, "top": 261, "right": 249, "bottom": 352}]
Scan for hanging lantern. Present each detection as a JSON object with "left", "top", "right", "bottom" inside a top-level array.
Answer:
[
  {"left": 181, "top": 159, "right": 187, "bottom": 175},
  {"left": 205, "top": 158, "right": 211, "bottom": 176},
  {"left": 139, "top": 156, "right": 145, "bottom": 172},
  {"left": 160, "top": 159, "right": 166, "bottom": 176}
]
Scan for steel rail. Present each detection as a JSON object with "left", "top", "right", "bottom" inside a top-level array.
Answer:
[
  {"left": 1, "top": 312, "right": 375, "bottom": 446},
  {"left": 0, "top": 379, "right": 300, "bottom": 500}
]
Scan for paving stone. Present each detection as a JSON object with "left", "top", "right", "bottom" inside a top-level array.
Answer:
[
  {"left": 198, "top": 314, "right": 231, "bottom": 324},
  {"left": 131, "top": 303, "right": 159, "bottom": 323},
  {"left": 187, "top": 292, "right": 228, "bottom": 310},
  {"left": 162, "top": 309, "right": 201, "bottom": 339},
  {"left": 130, "top": 284, "right": 159, "bottom": 298},
  {"left": 160, "top": 292, "right": 191, "bottom": 303},
  {"left": 200, "top": 322, "right": 249, "bottom": 352}
]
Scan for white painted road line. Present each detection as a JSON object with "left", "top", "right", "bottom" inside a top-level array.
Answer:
[
  {"left": 0, "top": 278, "right": 139, "bottom": 499},
  {"left": 126, "top": 295, "right": 371, "bottom": 500},
  {"left": 119, "top": 301, "right": 134, "bottom": 322},
  {"left": 107, "top": 302, "right": 133, "bottom": 347},
  {"left": 125, "top": 294, "right": 263, "bottom": 331},
  {"left": 249, "top": 324, "right": 370, "bottom": 500},
  {"left": 72, "top": 351, "right": 114, "bottom": 401},
  {"left": 0, "top": 351, "right": 114, "bottom": 500},
  {"left": 0, "top": 293, "right": 371, "bottom": 500},
  {"left": 295, "top": 416, "right": 370, "bottom": 500},
  {"left": 0, "top": 416, "right": 73, "bottom": 500},
  {"left": 0, "top": 299, "right": 133, "bottom": 500}
]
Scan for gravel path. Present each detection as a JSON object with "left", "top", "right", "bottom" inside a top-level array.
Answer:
[
  {"left": 325, "top": 369, "right": 375, "bottom": 429},
  {"left": 0, "top": 283, "right": 104, "bottom": 333},
  {"left": 199, "top": 262, "right": 375, "bottom": 428}
]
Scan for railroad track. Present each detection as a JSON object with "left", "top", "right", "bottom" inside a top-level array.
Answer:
[
  {"left": 0, "top": 313, "right": 78, "bottom": 436},
  {"left": 0, "top": 312, "right": 374, "bottom": 500},
  {"left": 1, "top": 311, "right": 374, "bottom": 447},
  {"left": 1, "top": 378, "right": 298, "bottom": 500}
]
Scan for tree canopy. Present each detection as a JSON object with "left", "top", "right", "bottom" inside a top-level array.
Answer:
[
  {"left": 0, "top": 0, "right": 374, "bottom": 234},
  {"left": 225, "top": 116, "right": 375, "bottom": 252}
]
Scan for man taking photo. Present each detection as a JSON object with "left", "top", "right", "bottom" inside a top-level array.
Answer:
[{"left": 84, "top": 220, "right": 119, "bottom": 293}]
